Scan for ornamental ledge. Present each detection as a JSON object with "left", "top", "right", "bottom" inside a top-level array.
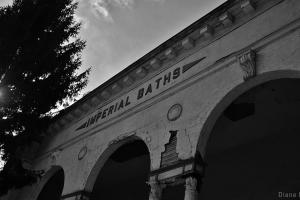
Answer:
[{"left": 48, "top": 0, "right": 265, "bottom": 134}]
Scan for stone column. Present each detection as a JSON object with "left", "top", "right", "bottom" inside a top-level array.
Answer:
[
  {"left": 184, "top": 176, "right": 198, "bottom": 200},
  {"left": 148, "top": 180, "right": 163, "bottom": 200}
]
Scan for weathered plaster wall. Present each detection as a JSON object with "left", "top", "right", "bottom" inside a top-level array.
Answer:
[{"left": 9, "top": 0, "right": 300, "bottom": 199}]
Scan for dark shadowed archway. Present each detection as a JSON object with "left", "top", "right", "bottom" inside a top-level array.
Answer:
[
  {"left": 36, "top": 166, "right": 64, "bottom": 200},
  {"left": 89, "top": 139, "right": 151, "bottom": 200},
  {"left": 199, "top": 78, "right": 300, "bottom": 199}
]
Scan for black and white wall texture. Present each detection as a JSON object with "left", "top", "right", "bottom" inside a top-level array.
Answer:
[{"left": 3, "top": 0, "right": 300, "bottom": 199}]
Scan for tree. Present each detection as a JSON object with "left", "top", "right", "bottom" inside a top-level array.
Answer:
[{"left": 0, "top": 0, "right": 90, "bottom": 194}]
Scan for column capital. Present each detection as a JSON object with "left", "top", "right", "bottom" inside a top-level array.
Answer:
[
  {"left": 185, "top": 176, "right": 198, "bottom": 190},
  {"left": 184, "top": 176, "right": 198, "bottom": 200},
  {"left": 75, "top": 193, "right": 89, "bottom": 200},
  {"left": 147, "top": 178, "right": 164, "bottom": 200},
  {"left": 61, "top": 190, "right": 90, "bottom": 200}
]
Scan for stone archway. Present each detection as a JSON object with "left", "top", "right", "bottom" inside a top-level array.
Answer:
[
  {"left": 35, "top": 166, "right": 64, "bottom": 200},
  {"left": 198, "top": 77, "right": 300, "bottom": 199},
  {"left": 197, "top": 70, "right": 300, "bottom": 156},
  {"left": 86, "top": 137, "right": 151, "bottom": 200}
]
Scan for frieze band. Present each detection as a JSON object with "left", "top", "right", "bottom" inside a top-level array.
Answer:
[{"left": 76, "top": 58, "right": 204, "bottom": 131}]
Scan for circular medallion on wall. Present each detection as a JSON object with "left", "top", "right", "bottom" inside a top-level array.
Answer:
[
  {"left": 167, "top": 104, "right": 183, "bottom": 121},
  {"left": 78, "top": 146, "right": 88, "bottom": 160}
]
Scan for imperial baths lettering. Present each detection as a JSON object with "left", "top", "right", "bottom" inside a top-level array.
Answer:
[
  {"left": 78, "top": 96, "right": 131, "bottom": 129},
  {"left": 77, "top": 65, "right": 185, "bottom": 131},
  {"left": 137, "top": 67, "right": 181, "bottom": 100}
]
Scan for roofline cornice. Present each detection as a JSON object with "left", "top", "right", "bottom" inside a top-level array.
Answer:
[{"left": 46, "top": 0, "right": 280, "bottom": 134}]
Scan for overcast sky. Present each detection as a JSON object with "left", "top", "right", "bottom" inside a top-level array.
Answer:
[{"left": 0, "top": 0, "right": 226, "bottom": 93}]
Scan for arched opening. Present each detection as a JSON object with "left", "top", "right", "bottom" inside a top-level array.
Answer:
[
  {"left": 90, "top": 139, "right": 151, "bottom": 200},
  {"left": 199, "top": 78, "right": 300, "bottom": 199},
  {"left": 36, "top": 167, "right": 64, "bottom": 200}
]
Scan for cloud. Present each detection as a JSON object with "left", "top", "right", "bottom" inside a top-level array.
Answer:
[
  {"left": 89, "top": 0, "right": 135, "bottom": 22},
  {"left": 91, "top": 0, "right": 113, "bottom": 22},
  {"left": 113, "top": 0, "right": 134, "bottom": 8},
  {"left": 0, "top": 0, "right": 13, "bottom": 7},
  {"left": 145, "top": 0, "right": 166, "bottom": 3}
]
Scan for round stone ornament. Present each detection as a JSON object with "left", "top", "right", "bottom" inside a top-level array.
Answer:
[
  {"left": 78, "top": 146, "right": 88, "bottom": 160},
  {"left": 167, "top": 104, "right": 182, "bottom": 121}
]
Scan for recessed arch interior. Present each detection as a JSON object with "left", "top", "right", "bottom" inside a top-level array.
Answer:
[
  {"left": 89, "top": 139, "right": 151, "bottom": 200},
  {"left": 197, "top": 70, "right": 300, "bottom": 155},
  {"left": 199, "top": 78, "right": 300, "bottom": 199},
  {"left": 36, "top": 167, "right": 64, "bottom": 200}
]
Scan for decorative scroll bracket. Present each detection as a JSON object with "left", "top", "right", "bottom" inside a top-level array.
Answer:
[{"left": 238, "top": 50, "right": 256, "bottom": 81}]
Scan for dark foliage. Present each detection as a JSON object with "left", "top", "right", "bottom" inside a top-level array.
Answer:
[{"left": 0, "top": 0, "right": 90, "bottom": 194}]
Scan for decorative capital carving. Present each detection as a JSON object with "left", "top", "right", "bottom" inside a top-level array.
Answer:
[
  {"left": 49, "top": 149, "right": 62, "bottom": 165},
  {"left": 147, "top": 180, "right": 163, "bottom": 200},
  {"left": 185, "top": 176, "right": 197, "bottom": 191},
  {"left": 74, "top": 191, "right": 90, "bottom": 200},
  {"left": 76, "top": 194, "right": 89, "bottom": 200},
  {"left": 238, "top": 50, "right": 256, "bottom": 81},
  {"left": 184, "top": 177, "right": 198, "bottom": 200}
]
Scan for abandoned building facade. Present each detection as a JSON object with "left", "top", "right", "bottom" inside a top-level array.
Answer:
[{"left": 3, "top": 0, "right": 300, "bottom": 199}]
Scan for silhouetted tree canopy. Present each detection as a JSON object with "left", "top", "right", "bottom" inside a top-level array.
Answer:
[{"left": 0, "top": 0, "right": 90, "bottom": 194}]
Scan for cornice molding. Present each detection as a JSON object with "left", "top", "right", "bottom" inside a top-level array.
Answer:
[
  {"left": 47, "top": 0, "right": 280, "bottom": 134},
  {"left": 35, "top": 2, "right": 299, "bottom": 161}
]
